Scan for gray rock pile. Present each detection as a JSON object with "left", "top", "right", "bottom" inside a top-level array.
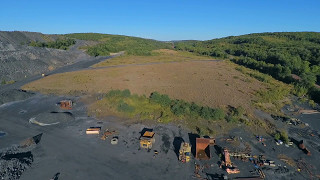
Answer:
[
  {"left": 0, "top": 31, "right": 89, "bottom": 82},
  {"left": 0, "top": 133, "right": 42, "bottom": 179}
]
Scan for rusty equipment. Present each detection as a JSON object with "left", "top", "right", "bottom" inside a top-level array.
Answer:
[
  {"left": 196, "top": 138, "right": 211, "bottom": 160},
  {"left": 60, "top": 100, "right": 72, "bottom": 110},
  {"left": 179, "top": 142, "right": 191, "bottom": 163},
  {"left": 140, "top": 131, "right": 155, "bottom": 149},
  {"left": 222, "top": 148, "right": 240, "bottom": 174},
  {"left": 100, "top": 130, "right": 117, "bottom": 140}
]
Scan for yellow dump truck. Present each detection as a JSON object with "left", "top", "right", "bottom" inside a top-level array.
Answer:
[
  {"left": 140, "top": 131, "right": 155, "bottom": 149},
  {"left": 179, "top": 142, "right": 191, "bottom": 163}
]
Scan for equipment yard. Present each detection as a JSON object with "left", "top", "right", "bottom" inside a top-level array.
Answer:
[{"left": 1, "top": 91, "right": 320, "bottom": 179}]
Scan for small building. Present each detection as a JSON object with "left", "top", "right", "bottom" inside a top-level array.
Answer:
[
  {"left": 86, "top": 127, "right": 101, "bottom": 135},
  {"left": 60, "top": 100, "right": 73, "bottom": 110}
]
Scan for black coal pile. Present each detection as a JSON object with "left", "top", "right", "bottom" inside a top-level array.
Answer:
[
  {"left": 0, "top": 148, "right": 33, "bottom": 180},
  {"left": 0, "top": 133, "right": 42, "bottom": 179},
  {"left": 0, "top": 89, "right": 35, "bottom": 105}
]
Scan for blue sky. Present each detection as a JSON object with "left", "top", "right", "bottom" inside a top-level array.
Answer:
[{"left": 0, "top": 0, "right": 319, "bottom": 41}]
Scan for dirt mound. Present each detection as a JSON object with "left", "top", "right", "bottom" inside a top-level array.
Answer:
[
  {"left": 0, "top": 31, "right": 90, "bottom": 82},
  {"left": 29, "top": 112, "right": 74, "bottom": 126},
  {"left": 0, "top": 89, "right": 34, "bottom": 105}
]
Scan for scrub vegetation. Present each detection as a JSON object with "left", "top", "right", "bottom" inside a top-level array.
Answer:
[
  {"left": 175, "top": 32, "right": 320, "bottom": 103},
  {"left": 65, "top": 33, "right": 172, "bottom": 56},
  {"left": 29, "top": 38, "right": 76, "bottom": 50},
  {"left": 91, "top": 89, "right": 225, "bottom": 123},
  {"left": 92, "top": 49, "right": 215, "bottom": 67}
]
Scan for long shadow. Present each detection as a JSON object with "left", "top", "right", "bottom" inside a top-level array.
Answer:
[
  {"left": 188, "top": 133, "right": 200, "bottom": 157},
  {"left": 290, "top": 137, "right": 300, "bottom": 149},
  {"left": 214, "top": 144, "right": 223, "bottom": 166},
  {"left": 206, "top": 173, "right": 225, "bottom": 180},
  {"left": 51, "top": 172, "right": 60, "bottom": 180},
  {"left": 173, "top": 137, "right": 184, "bottom": 159}
]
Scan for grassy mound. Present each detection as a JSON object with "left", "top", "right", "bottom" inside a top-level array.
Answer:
[{"left": 65, "top": 33, "right": 172, "bottom": 56}]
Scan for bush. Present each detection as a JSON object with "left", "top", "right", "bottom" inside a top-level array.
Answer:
[
  {"left": 117, "top": 100, "right": 135, "bottom": 113},
  {"left": 150, "top": 92, "right": 171, "bottom": 107},
  {"left": 211, "top": 108, "right": 225, "bottom": 120},
  {"left": 226, "top": 116, "right": 238, "bottom": 123},
  {"left": 274, "top": 131, "right": 289, "bottom": 144},
  {"left": 293, "top": 84, "right": 308, "bottom": 97},
  {"left": 122, "top": 89, "right": 131, "bottom": 97},
  {"left": 274, "top": 133, "right": 281, "bottom": 140},
  {"left": 200, "top": 106, "right": 211, "bottom": 119},
  {"left": 190, "top": 102, "right": 201, "bottom": 114},
  {"left": 170, "top": 100, "right": 190, "bottom": 116}
]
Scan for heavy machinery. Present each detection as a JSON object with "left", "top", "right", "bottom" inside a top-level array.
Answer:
[
  {"left": 179, "top": 142, "right": 191, "bottom": 163},
  {"left": 140, "top": 131, "right": 155, "bottom": 149},
  {"left": 222, "top": 148, "right": 240, "bottom": 174}
]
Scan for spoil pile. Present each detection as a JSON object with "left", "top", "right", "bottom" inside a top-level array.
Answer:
[
  {"left": 0, "top": 89, "right": 34, "bottom": 105},
  {"left": 0, "top": 133, "right": 42, "bottom": 179}
]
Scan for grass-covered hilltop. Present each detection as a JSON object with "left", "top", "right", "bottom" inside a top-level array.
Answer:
[
  {"left": 175, "top": 32, "right": 320, "bottom": 103},
  {"left": 65, "top": 33, "right": 173, "bottom": 56}
]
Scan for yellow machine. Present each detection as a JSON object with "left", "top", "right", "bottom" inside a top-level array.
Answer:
[
  {"left": 179, "top": 142, "right": 191, "bottom": 163},
  {"left": 140, "top": 131, "right": 155, "bottom": 149}
]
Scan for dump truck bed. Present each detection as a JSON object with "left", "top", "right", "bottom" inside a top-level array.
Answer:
[
  {"left": 196, "top": 138, "right": 211, "bottom": 160},
  {"left": 142, "top": 131, "right": 155, "bottom": 138}
]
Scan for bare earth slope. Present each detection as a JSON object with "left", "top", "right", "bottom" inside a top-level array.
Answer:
[
  {"left": 23, "top": 60, "right": 265, "bottom": 110},
  {"left": 0, "top": 31, "right": 90, "bottom": 82}
]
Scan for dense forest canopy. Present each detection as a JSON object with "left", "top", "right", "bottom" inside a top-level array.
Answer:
[
  {"left": 65, "top": 33, "right": 172, "bottom": 56},
  {"left": 175, "top": 32, "right": 320, "bottom": 103}
]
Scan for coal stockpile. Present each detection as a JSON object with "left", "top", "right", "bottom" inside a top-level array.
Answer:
[
  {"left": 0, "top": 133, "right": 42, "bottom": 179},
  {"left": 0, "top": 89, "right": 34, "bottom": 105},
  {"left": 0, "top": 148, "right": 34, "bottom": 180}
]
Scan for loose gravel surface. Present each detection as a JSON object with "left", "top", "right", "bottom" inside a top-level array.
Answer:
[
  {"left": 0, "top": 89, "right": 34, "bottom": 105},
  {"left": 0, "top": 31, "right": 91, "bottom": 82}
]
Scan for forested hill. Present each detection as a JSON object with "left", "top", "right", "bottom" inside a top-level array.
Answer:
[
  {"left": 175, "top": 32, "right": 320, "bottom": 103},
  {"left": 65, "top": 33, "right": 172, "bottom": 56}
]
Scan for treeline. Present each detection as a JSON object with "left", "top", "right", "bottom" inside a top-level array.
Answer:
[
  {"left": 65, "top": 33, "right": 172, "bottom": 56},
  {"left": 29, "top": 38, "right": 76, "bottom": 50},
  {"left": 175, "top": 32, "right": 320, "bottom": 103},
  {"left": 103, "top": 89, "right": 225, "bottom": 122},
  {"left": 149, "top": 92, "right": 225, "bottom": 120}
]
